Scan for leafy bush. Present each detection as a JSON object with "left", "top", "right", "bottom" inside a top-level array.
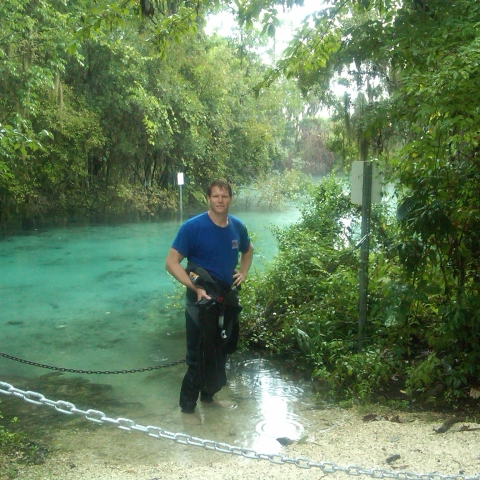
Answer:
[
  {"left": 113, "top": 184, "right": 178, "bottom": 216},
  {"left": 241, "top": 175, "right": 480, "bottom": 406},
  {"left": 237, "top": 169, "right": 311, "bottom": 209},
  {"left": 242, "top": 176, "right": 367, "bottom": 384}
]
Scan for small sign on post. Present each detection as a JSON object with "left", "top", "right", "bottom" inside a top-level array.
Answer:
[
  {"left": 177, "top": 172, "right": 184, "bottom": 218},
  {"left": 350, "top": 161, "right": 382, "bottom": 205},
  {"left": 350, "top": 161, "right": 382, "bottom": 351}
]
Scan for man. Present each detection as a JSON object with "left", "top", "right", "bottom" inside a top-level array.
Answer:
[{"left": 165, "top": 179, "right": 254, "bottom": 414}]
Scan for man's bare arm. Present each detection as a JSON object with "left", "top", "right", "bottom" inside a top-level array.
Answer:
[
  {"left": 233, "top": 242, "right": 254, "bottom": 287},
  {"left": 165, "top": 247, "right": 210, "bottom": 300}
]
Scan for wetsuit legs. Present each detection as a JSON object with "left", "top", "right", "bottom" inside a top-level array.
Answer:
[
  {"left": 179, "top": 311, "right": 228, "bottom": 413},
  {"left": 179, "top": 312, "right": 202, "bottom": 413}
]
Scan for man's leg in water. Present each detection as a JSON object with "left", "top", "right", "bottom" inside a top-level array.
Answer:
[
  {"left": 179, "top": 310, "right": 230, "bottom": 412},
  {"left": 179, "top": 312, "right": 202, "bottom": 413}
]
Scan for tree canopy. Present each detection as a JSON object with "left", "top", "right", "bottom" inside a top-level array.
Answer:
[{"left": 0, "top": 0, "right": 319, "bottom": 220}]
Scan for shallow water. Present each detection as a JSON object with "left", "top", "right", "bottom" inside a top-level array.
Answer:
[{"left": 0, "top": 206, "right": 321, "bottom": 456}]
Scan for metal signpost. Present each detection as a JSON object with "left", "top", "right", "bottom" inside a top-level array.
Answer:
[
  {"left": 177, "top": 172, "right": 184, "bottom": 219},
  {"left": 351, "top": 161, "right": 381, "bottom": 351}
]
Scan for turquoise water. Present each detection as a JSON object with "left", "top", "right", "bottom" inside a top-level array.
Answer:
[{"left": 0, "top": 206, "right": 317, "bottom": 457}]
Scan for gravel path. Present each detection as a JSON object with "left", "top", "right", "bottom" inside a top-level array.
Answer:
[{"left": 13, "top": 407, "right": 480, "bottom": 479}]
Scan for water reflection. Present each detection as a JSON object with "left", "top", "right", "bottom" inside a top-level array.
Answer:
[
  {"left": 237, "top": 359, "right": 305, "bottom": 398},
  {"left": 228, "top": 358, "right": 309, "bottom": 454}
]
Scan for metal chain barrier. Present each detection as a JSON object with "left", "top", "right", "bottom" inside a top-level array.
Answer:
[
  {"left": 0, "top": 351, "right": 184, "bottom": 374},
  {"left": 1, "top": 381, "right": 478, "bottom": 480}
]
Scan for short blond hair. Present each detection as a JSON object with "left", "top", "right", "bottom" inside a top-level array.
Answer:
[{"left": 206, "top": 179, "right": 232, "bottom": 197}]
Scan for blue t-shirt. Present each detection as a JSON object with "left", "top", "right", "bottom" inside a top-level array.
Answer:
[{"left": 172, "top": 212, "right": 250, "bottom": 285}]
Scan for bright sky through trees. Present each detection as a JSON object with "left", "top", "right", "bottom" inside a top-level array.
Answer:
[{"left": 206, "top": 0, "right": 321, "bottom": 60}]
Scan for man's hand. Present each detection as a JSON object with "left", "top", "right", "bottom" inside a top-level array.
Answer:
[
  {"left": 232, "top": 270, "right": 246, "bottom": 287},
  {"left": 196, "top": 287, "right": 210, "bottom": 301},
  {"left": 166, "top": 248, "right": 211, "bottom": 300},
  {"left": 233, "top": 242, "right": 253, "bottom": 287}
]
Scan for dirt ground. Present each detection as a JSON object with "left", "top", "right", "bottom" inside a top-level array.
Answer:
[{"left": 9, "top": 403, "right": 480, "bottom": 480}]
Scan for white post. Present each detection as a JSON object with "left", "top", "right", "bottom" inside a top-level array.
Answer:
[{"left": 177, "top": 172, "right": 184, "bottom": 219}]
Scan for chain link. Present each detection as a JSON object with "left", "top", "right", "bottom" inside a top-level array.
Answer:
[
  {"left": 0, "top": 351, "right": 185, "bottom": 374},
  {"left": 1, "top": 381, "right": 478, "bottom": 480}
]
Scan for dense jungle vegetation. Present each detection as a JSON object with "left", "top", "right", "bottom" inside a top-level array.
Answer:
[
  {"left": 0, "top": 0, "right": 335, "bottom": 223},
  {"left": 2, "top": 0, "right": 480, "bottom": 414}
]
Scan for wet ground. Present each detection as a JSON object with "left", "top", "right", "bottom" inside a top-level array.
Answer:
[{"left": 0, "top": 353, "right": 337, "bottom": 465}]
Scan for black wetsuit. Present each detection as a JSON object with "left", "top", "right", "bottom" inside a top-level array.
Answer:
[{"left": 179, "top": 264, "right": 241, "bottom": 413}]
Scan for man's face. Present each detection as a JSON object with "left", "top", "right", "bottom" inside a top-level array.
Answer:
[{"left": 207, "top": 186, "right": 232, "bottom": 214}]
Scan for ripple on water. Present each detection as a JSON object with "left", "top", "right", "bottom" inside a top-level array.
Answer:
[
  {"left": 252, "top": 410, "right": 306, "bottom": 454},
  {"left": 255, "top": 414, "right": 305, "bottom": 440},
  {"left": 269, "top": 383, "right": 304, "bottom": 398},
  {"left": 239, "top": 358, "right": 274, "bottom": 374},
  {"left": 229, "top": 358, "right": 306, "bottom": 399},
  {"left": 226, "top": 357, "right": 309, "bottom": 454}
]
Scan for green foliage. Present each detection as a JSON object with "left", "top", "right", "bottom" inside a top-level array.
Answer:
[
  {"left": 297, "top": 117, "right": 335, "bottom": 175},
  {"left": 404, "top": 353, "right": 442, "bottom": 396},
  {"left": 114, "top": 183, "right": 178, "bottom": 216},
  {"left": 316, "top": 347, "right": 395, "bottom": 401},
  {"left": 0, "top": 0, "right": 314, "bottom": 220},
  {"left": 255, "top": 0, "right": 480, "bottom": 404},
  {"left": 242, "top": 176, "right": 363, "bottom": 374},
  {"left": 0, "top": 407, "right": 49, "bottom": 479},
  {"left": 237, "top": 169, "right": 311, "bottom": 209},
  {"left": 242, "top": 175, "right": 480, "bottom": 404}
]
